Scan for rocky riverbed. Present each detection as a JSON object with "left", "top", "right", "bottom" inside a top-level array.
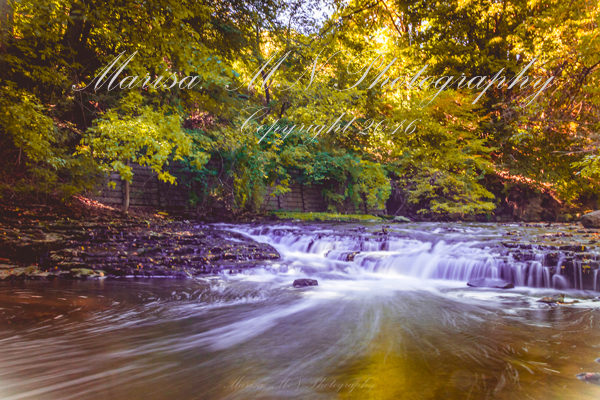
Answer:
[
  {"left": 2, "top": 202, "right": 600, "bottom": 288},
  {"left": 497, "top": 225, "right": 600, "bottom": 289},
  {"left": 0, "top": 204, "right": 280, "bottom": 280}
]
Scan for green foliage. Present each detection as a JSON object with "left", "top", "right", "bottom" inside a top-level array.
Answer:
[
  {"left": 389, "top": 93, "right": 496, "bottom": 217},
  {"left": 0, "top": 86, "right": 56, "bottom": 166},
  {"left": 80, "top": 103, "right": 195, "bottom": 185},
  {"left": 0, "top": 84, "right": 98, "bottom": 198},
  {"left": 272, "top": 211, "right": 383, "bottom": 222},
  {"left": 1, "top": 0, "right": 599, "bottom": 218},
  {"left": 574, "top": 154, "right": 600, "bottom": 182}
]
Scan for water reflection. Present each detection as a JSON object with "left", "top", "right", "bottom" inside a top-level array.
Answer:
[{"left": 0, "top": 278, "right": 600, "bottom": 400}]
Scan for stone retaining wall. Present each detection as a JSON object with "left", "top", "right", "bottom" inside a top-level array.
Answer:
[
  {"left": 264, "top": 183, "right": 328, "bottom": 212},
  {"left": 94, "top": 165, "right": 191, "bottom": 210},
  {"left": 95, "top": 164, "right": 383, "bottom": 214}
]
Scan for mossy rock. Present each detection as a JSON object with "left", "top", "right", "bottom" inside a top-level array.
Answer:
[{"left": 69, "top": 268, "right": 105, "bottom": 278}]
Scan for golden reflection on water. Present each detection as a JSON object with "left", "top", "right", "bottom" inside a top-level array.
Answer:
[
  {"left": 331, "top": 312, "right": 600, "bottom": 400},
  {"left": 2, "top": 281, "right": 600, "bottom": 400}
]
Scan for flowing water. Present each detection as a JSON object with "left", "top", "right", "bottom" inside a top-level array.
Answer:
[{"left": 1, "top": 222, "right": 600, "bottom": 399}]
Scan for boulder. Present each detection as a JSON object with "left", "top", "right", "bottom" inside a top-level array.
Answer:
[
  {"left": 467, "top": 278, "right": 514, "bottom": 289},
  {"left": 293, "top": 278, "right": 318, "bottom": 288},
  {"left": 393, "top": 216, "right": 411, "bottom": 223},
  {"left": 538, "top": 293, "right": 565, "bottom": 304},
  {"left": 581, "top": 210, "right": 600, "bottom": 228}
]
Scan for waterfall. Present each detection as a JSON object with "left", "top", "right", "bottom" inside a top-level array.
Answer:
[{"left": 221, "top": 224, "right": 598, "bottom": 290}]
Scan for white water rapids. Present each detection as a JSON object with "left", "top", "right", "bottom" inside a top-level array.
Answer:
[{"left": 220, "top": 222, "right": 590, "bottom": 290}]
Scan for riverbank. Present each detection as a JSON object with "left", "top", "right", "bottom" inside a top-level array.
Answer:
[
  {"left": 0, "top": 198, "right": 281, "bottom": 280},
  {"left": 0, "top": 197, "right": 399, "bottom": 280}
]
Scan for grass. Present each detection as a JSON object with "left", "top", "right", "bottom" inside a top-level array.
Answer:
[{"left": 271, "top": 211, "right": 383, "bottom": 222}]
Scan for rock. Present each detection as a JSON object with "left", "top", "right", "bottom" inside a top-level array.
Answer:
[
  {"left": 0, "top": 265, "right": 55, "bottom": 281},
  {"left": 544, "top": 252, "right": 560, "bottom": 266},
  {"left": 559, "top": 244, "right": 586, "bottom": 252},
  {"left": 538, "top": 294, "right": 565, "bottom": 304},
  {"left": 393, "top": 216, "right": 411, "bottom": 223},
  {"left": 345, "top": 251, "right": 359, "bottom": 262},
  {"left": 581, "top": 210, "right": 600, "bottom": 228},
  {"left": 69, "top": 268, "right": 105, "bottom": 279},
  {"left": 467, "top": 278, "right": 514, "bottom": 289},
  {"left": 577, "top": 372, "right": 600, "bottom": 385},
  {"left": 293, "top": 278, "right": 318, "bottom": 288}
]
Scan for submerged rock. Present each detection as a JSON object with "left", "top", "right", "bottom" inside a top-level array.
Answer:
[
  {"left": 293, "top": 278, "right": 318, "bottom": 288},
  {"left": 577, "top": 372, "right": 600, "bottom": 385},
  {"left": 538, "top": 294, "right": 565, "bottom": 304},
  {"left": 581, "top": 210, "right": 600, "bottom": 228},
  {"left": 345, "top": 251, "right": 359, "bottom": 262},
  {"left": 467, "top": 278, "right": 514, "bottom": 289}
]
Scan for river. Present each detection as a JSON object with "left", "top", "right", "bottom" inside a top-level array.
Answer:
[{"left": 1, "top": 222, "right": 600, "bottom": 399}]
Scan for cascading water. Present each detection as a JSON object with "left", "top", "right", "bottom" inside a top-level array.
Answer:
[{"left": 220, "top": 222, "right": 599, "bottom": 290}]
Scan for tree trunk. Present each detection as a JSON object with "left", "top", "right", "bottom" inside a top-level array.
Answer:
[
  {"left": 0, "top": 0, "right": 14, "bottom": 51},
  {"left": 122, "top": 179, "right": 130, "bottom": 213}
]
